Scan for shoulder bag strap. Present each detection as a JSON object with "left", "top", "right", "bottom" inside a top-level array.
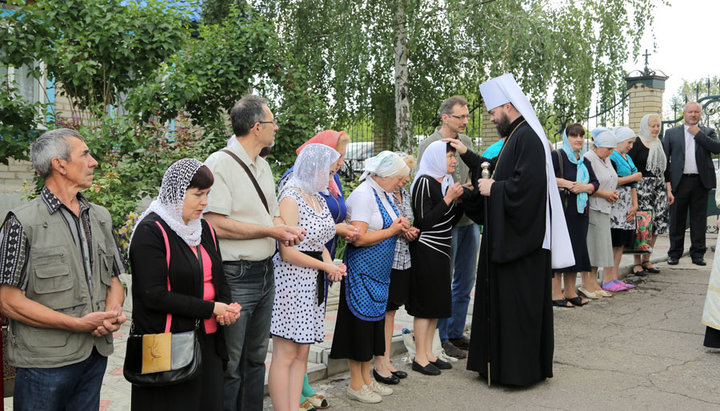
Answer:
[
  {"left": 221, "top": 149, "right": 269, "bottom": 214},
  {"left": 207, "top": 221, "right": 218, "bottom": 251},
  {"left": 155, "top": 221, "right": 173, "bottom": 333},
  {"left": 554, "top": 149, "right": 564, "bottom": 178}
]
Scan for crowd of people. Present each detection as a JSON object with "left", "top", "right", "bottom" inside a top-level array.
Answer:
[{"left": 1, "top": 74, "right": 720, "bottom": 411}]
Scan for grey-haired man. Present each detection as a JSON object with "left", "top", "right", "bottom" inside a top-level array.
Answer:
[{"left": 0, "top": 128, "right": 126, "bottom": 410}]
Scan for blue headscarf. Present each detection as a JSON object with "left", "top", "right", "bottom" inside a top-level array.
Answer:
[{"left": 561, "top": 128, "right": 590, "bottom": 213}]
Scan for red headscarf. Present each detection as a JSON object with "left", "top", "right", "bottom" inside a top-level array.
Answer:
[{"left": 296, "top": 130, "right": 346, "bottom": 197}]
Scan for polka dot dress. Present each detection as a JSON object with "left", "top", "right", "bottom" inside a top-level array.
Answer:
[{"left": 271, "top": 189, "right": 336, "bottom": 343}]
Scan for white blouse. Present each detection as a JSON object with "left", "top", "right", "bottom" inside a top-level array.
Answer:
[{"left": 346, "top": 178, "right": 398, "bottom": 232}]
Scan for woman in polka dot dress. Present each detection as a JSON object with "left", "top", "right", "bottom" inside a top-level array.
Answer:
[{"left": 268, "top": 144, "right": 347, "bottom": 411}]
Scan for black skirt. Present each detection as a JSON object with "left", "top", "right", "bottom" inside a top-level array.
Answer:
[
  {"left": 387, "top": 267, "right": 412, "bottom": 311},
  {"left": 553, "top": 207, "right": 591, "bottom": 273},
  {"left": 611, "top": 228, "right": 635, "bottom": 248},
  {"left": 131, "top": 331, "right": 224, "bottom": 411},
  {"left": 329, "top": 281, "right": 385, "bottom": 362}
]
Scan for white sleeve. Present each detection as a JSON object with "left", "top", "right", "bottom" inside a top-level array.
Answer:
[{"left": 346, "top": 184, "right": 373, "bottom": 224}]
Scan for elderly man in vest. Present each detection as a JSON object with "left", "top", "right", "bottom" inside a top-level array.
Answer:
[{"left": 0, "top": 128, "right": 126, "bottom": 410}]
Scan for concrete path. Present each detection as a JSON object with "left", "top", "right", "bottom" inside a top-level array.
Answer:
[
  {"left": 262, "top": 242, "right": 720, "bottom": 410},
  {"left": 4, "top": 232, "right": 719, "bottom": 410}
]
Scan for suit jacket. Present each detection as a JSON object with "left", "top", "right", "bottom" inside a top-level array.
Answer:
[{"left": 663, "top": 124, "right": 720, "bottom": 190}]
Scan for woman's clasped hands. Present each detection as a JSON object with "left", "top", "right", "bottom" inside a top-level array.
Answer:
[
  {"left": 324, "top": 262, "right": 348, "bottom": 282},
  {"left": 214, "top": 302, "right": 242, "bottom": 326}
]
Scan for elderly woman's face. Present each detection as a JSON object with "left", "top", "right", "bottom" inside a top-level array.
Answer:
[
  {"left": 182, "top": 187, "right": 210, "bottom": 224},
  {"left": 594, "top": 146, "right": 614, "bottom": 160},
  {"left": 446, "top": 151, "right": 457, "bottom": 174},
  {"left": 397, "top": 173, "right": 410, "bottom": 189},
  {"left": 616, "top": 139, "right": 634, "bottom": 154},
  {"left": 648, "top": 118, "right": 661, "bottom": 138}
]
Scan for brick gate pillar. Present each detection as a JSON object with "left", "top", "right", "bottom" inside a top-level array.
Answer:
[{"left": 625, "top": 72, "right": 668, "bottom": 132}]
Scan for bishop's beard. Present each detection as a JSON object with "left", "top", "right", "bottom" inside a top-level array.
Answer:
[{"left": 495, "top": 113, "right": 513, "bottom": 138}]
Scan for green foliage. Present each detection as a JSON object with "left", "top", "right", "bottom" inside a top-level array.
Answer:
[
  {"left": 126, "top": 3, "right": 277, "bottom": 136},
  {"left": 0, "top": 86, "right": 43, "bottom": 164},
  {"left": 258, "top": 0, "right": 660, "bottom": 142},
  {"left": 1, "top": 0, "right": 189, "bottom": 116},
  {"left": 72, "top": 112, "right": 225, "bottom": 227}
]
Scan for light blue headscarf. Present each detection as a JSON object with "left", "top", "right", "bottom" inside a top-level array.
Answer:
[{"left": 561, "top": 128, "right": 590, "bottom": 213}]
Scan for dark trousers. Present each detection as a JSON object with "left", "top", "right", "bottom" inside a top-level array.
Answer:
[
  {"left": 222, "top": 258, "right": 274, "bottom": 411},
  {"left": 14, "top": 348, "right": 107, "bottom": 411},
  {"left": 669, "top": 174, "right": 709, "bottom": 259}
]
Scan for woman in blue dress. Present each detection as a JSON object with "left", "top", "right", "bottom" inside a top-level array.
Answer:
[{"left": 329, "top": 151, "right": 411, "bottom": 404}]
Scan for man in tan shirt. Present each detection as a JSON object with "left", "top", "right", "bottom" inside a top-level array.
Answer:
[{"left": 204, "top": 95, "right": 304, "bottom": 411}]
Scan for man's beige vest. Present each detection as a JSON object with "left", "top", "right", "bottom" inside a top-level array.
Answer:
[{"left": 7, "top": 196, "right": 116, "bottom": 368}]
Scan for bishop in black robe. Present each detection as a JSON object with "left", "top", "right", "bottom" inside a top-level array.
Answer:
[{"left": 464, "top": 116, "right": 554, "bottom": 387}]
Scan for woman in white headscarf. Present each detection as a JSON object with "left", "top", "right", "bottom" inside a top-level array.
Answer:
[
  {"left": 606, "top": 126, "right": 643, "bottom": 291},
  {"left": 268, "top": 144, "right": 347, "bottom": 411},
  {"left": 628, "top": 113, "right": 669, "bottom": 275},
  {"left": 329, "top": 151, "right": 411, "bottom": 404},
  {"left": 128, "top": 158, "right": 241, "bottom": 410},
  {"left": 407, "top": 141, "right": 464, "bottom": 376},
  {"left": 579, "top": 128, "right": 619, "bottom": 299}
]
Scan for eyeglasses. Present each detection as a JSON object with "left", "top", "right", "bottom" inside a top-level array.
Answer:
[
  {"left": 258, "top": 119, "right": 277, "bottom": 126},
  {"left": 450, "top": 115, "right": 470, "bottom": 120}
]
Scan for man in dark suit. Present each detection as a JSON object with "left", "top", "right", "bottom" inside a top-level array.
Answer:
[{"left": 664, "top": 102, "right": 720, "bottom": 265}]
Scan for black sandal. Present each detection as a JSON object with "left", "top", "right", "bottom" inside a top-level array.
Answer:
[
  {"left": 642, "top": 261, "right": 660, "bottom": 274},
  {"left": 566, "top": 296, "right": 588, "bottom": 306},
  {"left": 552, "top": 299, "right": 574, "bottom": 308},
  {"left": 632, "top": 264, "right": 647, "bottom": 276}
]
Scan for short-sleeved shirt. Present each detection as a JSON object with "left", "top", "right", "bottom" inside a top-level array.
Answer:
[
  {"left": 346, "top": 179, "right": 398, "bottom": 232},
  {"left": 204, "top": 138, "right": 280, "bottom": 261},
  {"left": 0, "top": 186, "right": 125, "bottom": 291}
]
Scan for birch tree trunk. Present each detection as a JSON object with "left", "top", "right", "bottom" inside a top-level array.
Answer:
[{"left": 393, "top": 0, "right": 411, "bottom": 151}]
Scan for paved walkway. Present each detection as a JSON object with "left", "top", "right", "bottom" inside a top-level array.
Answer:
[
  {"left": 277, "top": 243, "right": 720, "bottom": 410},
  {"left": 2, "top": 231, "right": 715, "bottom": 410}
]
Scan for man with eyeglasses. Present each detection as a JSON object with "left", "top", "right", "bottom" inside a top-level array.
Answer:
[
  {"left": 416, "top": 95, "right": 479, "bottom": 360},
  {"left": 204, "top": 95, "right": 305, "bottom": 411}
]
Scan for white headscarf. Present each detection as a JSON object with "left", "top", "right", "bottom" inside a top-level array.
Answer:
[
  {"left": 360, "top": 151, "right": 409, "bottom": 181},
  {"left": 612, "top": 126, "right": 636, "bottom": 144},
  {"left": 638, "top": 113, "right": 667, "bottom": 175},
  {"left": 411, "top": 140, "right": 454, "bottom": 195},
  {"left": 282, "top": 143, "right": 340, "bottom": 194},
  {"left": 131, "top": 158, "right": 205, "bottom": 248},
  {"left": 479, "top": 73, "right": 574, "bottom": 269}
]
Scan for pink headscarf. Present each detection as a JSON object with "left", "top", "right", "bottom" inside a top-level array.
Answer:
[{"left": 296, "top": 130, "right": 346, "bottom": 197}]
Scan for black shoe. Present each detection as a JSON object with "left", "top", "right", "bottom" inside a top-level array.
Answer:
[
  {"left": 430, "top": 358, "right": 452, "bottom": 370},
  {"left": 412, "top": 360, "right": 441, "bottom": 376},
  {"left": 448, "top": 335, "right": 471, "bottom": 350},
  {"left": 667, "top": 257, "right": 679, "bottom": 265},
  {"left": 692, "top": 257, "right": 707, "bottom": 266},
  {"left": 641, "top": 262, "right": 660, "bottom": 274},
  {"left": 441, "top": 341, "right": 467, "bottom": 359},
  {"left": 391, "top": 370, "right": 408, "bottom": 379},
  {"left": 372, "top": 368, "right": 400, "bottom": 385}
]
